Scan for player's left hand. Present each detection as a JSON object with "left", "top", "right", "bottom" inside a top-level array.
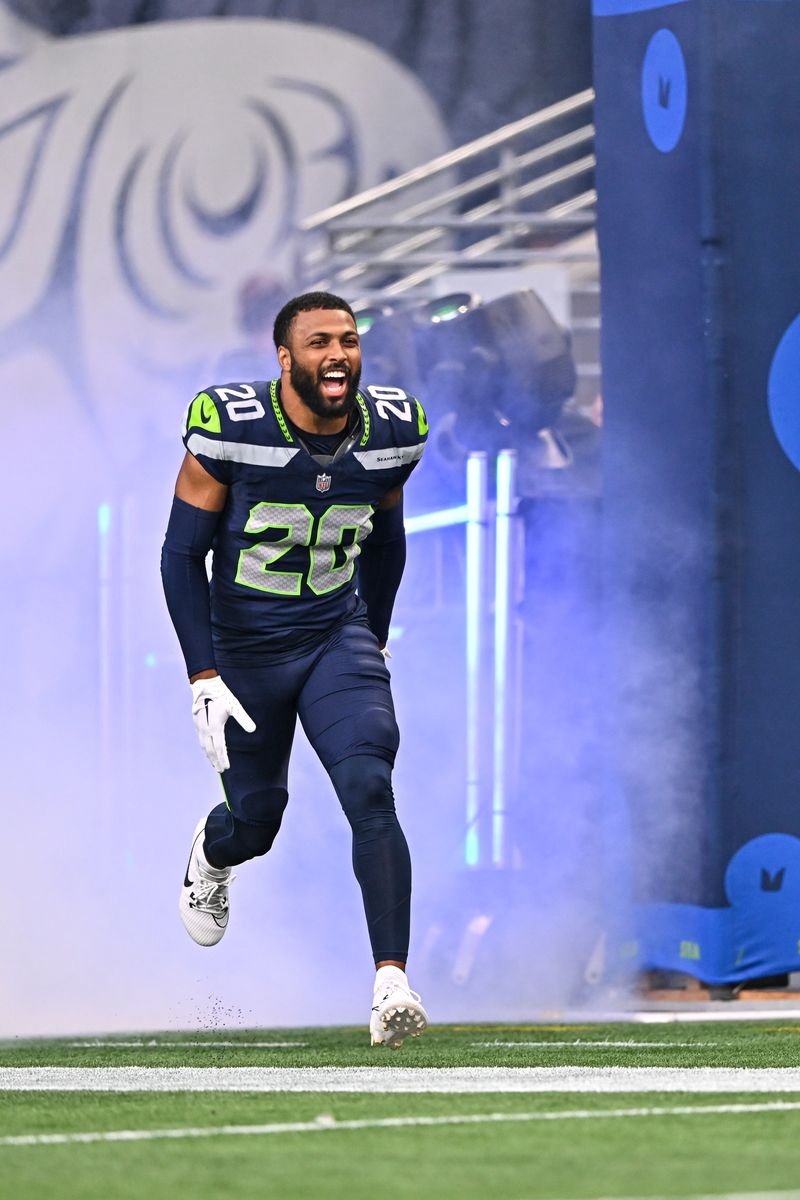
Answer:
[{"left": 190, "top": 675, "right": 256, "bottom": 772}]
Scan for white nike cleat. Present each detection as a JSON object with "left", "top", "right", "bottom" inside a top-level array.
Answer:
[
  {"left": 370, "top": 966, "right": 429, "bottom": 1048},
  {"left": 179, "top": 818, "right": 234, "bottom": 946}
]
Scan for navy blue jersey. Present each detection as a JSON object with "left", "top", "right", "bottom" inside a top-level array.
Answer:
[{"left": 182, "top": 379, "right": 427, "bottom": 664}]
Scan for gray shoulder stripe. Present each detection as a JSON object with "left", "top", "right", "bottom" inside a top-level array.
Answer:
[
  {"left": 186, "top": 433, "right": 300, "bottom": 468},
  {"left": 353, "top": 445, "right": 425, "bottom": 471}
]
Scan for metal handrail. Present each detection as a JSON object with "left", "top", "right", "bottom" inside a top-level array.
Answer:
[
  {"left": 310, "top": 158, "right": 595, "bottom": 291},
  {"left": 298, "top": 88, "right": 598, "bottom": 306},
  {"left": 376, "top": 190, "right": 597, "bottom": 301},
  {"left": 322, "top": 214, "right": 596, "bottom": 232},
  {"left": 301, "top": 88, "right": 595, "bottom": 232},
  {"left": 329, "top": 252, "right": 597, "bottom": 265},
  {"left": 304, "top": 124, "right": 596, "bottom": 267}
]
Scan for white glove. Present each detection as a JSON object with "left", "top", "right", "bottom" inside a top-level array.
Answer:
[{"left": 191, "top": 675, "right": 256, "bottom": 772}]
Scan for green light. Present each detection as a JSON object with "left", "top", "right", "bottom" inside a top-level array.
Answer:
[
  {"left": 430, "top": 304, "right": 466, "bottom": 323},
  {"left": 356, "top": 315, "right": 375, "bottom": 334},
  {"left": 97, "top": 503, "right": 111, "bottom": 535}
]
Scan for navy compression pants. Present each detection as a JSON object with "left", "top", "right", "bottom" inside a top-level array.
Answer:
[{"left": 202, "top": 619, "right": 411, "bottom": 964}]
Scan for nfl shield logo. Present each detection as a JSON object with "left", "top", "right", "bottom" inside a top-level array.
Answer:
[{"left": 316, "top": 473, "right": 332, "bottom": 493}]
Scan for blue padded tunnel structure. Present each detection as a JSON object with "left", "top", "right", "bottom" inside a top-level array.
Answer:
[{"left": 593, "top": 0, "right": 800, "bottom": 983}]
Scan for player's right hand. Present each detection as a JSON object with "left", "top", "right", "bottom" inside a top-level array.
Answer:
[{"left": 190, "top": 675, "right": 256, "bottom": 772}]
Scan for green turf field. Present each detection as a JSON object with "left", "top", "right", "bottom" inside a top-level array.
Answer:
[{"left": 3, "top": 1021, "right": 800, "bottom": 1200}]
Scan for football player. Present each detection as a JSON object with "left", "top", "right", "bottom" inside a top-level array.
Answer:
[{"left": 161, "top": 291, "right": 429, "bottom": 1047}]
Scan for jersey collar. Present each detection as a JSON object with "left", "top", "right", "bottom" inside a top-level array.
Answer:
[{"left": 270, "top": 379, "right": 368, "bottom": 462}]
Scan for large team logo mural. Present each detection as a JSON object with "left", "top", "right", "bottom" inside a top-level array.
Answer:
[{"left": 0, "top": 4, "right": 448, "bottom": 536}]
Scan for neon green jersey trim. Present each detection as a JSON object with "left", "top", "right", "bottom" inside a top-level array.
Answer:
[
  {"left": 188, "top": 392, "right": 221, "bottom": 435},
  {"left": 270, "top": 380, "right": 294, "bottom": 444},
  {"left": 356, "top": 392, "right": 370, "bottom": 445},
  {"left": 416, "top": 398, "right": 429, "bottom": 436},
  {"left": 219, "top": 774, "right": 230, "bottom": 810}
]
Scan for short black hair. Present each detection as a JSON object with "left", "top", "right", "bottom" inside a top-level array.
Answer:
[{"left": 272, "top": 291, "right": 357, "bottom": 352}]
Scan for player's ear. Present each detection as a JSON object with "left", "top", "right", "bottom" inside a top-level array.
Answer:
[{"left": 277, "top": 344, "right": 291, "bottom": 372}]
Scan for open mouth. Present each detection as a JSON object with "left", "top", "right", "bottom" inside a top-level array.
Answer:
[{"left": 320, "top": 368, "right": 349, "bottom": 399}]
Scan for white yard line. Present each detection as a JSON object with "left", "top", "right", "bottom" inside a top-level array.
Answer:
[
  {"left": 2, "top": 1101, "right": 800, "bottom": 1148},
  {"left": 5, "top": 1067, "right": 800, "bottom": 1092},
  {"left": 66, "top": 1042, "right": 307, "bottom": 1049}
]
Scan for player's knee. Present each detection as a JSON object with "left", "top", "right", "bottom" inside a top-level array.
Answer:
[
  {"left": 229, "top": 785, "right": 289, "bottom": 858},
  {"left": 233, "top": 816, "right": 283, "bottom": 859},
  {"left": 236, "top": 783, "right": 288, "bottom": 826},
  {"left": 329, "top": 754, "right": 396, "bottom": 824},
  {"left": 358, "top": 763, "right": 396, "bottom": 816}
]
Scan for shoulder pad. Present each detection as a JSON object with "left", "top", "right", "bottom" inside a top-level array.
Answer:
[
  {"left": 360, "top": 384, "right": 428, "bottom": 445},
  {"left": 182, "top": 380, "right": 296, "bottom": 476},
  {"left": 181, "top": 388, "right": 227, "bottom": 480},
  {"left": 183, "top": 389, "right": 222, "bottom": 437},
  {"left": 205, "top": 382, "right": 272, "bottom": 435},
  {"left": 183, "top": 381, "right": 276, "bottom": 444}
]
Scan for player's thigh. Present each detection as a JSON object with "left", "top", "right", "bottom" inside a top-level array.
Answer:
[
  {"left": 297, "top": 620, "right": 399, "bottom": 770},
  {"left": 216, "top": 663, "right": 298, "bottom": 820}
]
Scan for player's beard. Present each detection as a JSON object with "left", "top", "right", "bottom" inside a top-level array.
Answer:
[{"left": 290, "top": 359, "right": 361, "bottom": 421}]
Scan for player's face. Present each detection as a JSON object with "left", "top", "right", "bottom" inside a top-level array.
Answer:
[{"left": 285, "top": 309, "right": 362, "bottom": 420}]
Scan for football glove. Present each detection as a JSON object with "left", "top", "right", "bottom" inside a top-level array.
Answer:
[{"left": 190, "top": 675, "right": 256, "bottom": 772}]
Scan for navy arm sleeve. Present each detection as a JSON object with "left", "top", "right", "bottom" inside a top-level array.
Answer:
[
  {"left": 357, "top": 496, "right": 407, "bottom": 647},
  {"left": 160, "top": 495, "right": 222, "bottom": 678}
]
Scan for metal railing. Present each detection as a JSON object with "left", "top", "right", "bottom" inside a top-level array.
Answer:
[{"left": 297, "top": 89, "right": 597, "bottom": 309}]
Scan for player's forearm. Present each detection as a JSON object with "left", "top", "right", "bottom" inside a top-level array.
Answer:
[
  {"left": 161, "top": 495, "right": 222, "bottom": 678},
  {"left": 358, "top": 500, "right": 407, "bottom": 647}
]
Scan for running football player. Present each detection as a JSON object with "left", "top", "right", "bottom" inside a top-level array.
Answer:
[{"left": 161, "top": 292, "right": 429, "bottom": 1047}]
